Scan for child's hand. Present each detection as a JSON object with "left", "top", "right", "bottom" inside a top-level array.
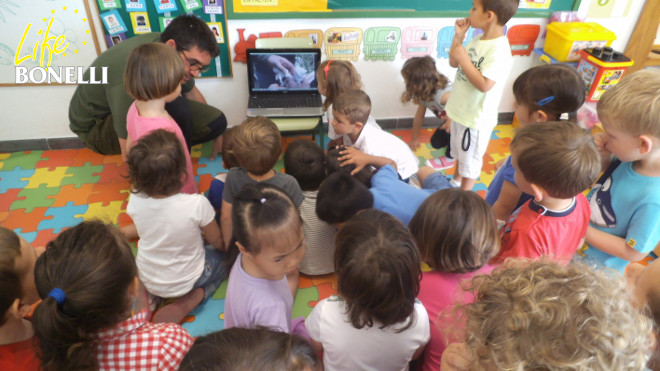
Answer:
[
  {"left": 454, "top": 17, "right": 471, "bottom": 38},
  {"left": 441, "top": 343, "right": 474, "bottom": 371},
  {"left": 408, "top": 136, "right": 421, "bottom": 151},
  {"left": 450, "top": 44, "right": 468, "bottom": 64},
  {"left": 440, "top": 117, "right": 452, "bottom": 132},
  {"left": 339, "top": 147, "right": 370, "bottom": 175},
  {"left": 592, "top": 132, "right": 610, "bottom": 156}
]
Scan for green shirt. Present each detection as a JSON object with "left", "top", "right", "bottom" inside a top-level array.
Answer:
[{"left": 68, "top": 33, "right": 195, "bottom": 140}]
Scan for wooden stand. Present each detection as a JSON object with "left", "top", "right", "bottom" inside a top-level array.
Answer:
[{"left": 624, "top": 0, "right": 660, "bottom": 73}]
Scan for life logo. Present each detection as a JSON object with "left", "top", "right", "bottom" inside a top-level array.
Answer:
[{"left": 14, "top": 6, "right": 107, "bottom": 84}]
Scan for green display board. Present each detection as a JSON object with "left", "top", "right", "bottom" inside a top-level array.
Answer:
[
  {"left": 227, "top": 0, "right": 581, "bottom": 19},
  {"left": 95, "top": 0, "right": 231, "bottom": 77}
]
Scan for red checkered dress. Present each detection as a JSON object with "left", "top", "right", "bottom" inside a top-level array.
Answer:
[{"left": 93, "top": 309, "right": 193, "bottom": 370}]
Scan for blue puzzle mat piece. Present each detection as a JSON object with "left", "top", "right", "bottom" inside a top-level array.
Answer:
[
  {"left": 196, "top": 157, "right": 227, "bottom": 177},
  {"left": 0, "top": 167, "right": 35, "bottom": 193},
  {"left": 181, "top": 297, "right": 225, "bottom": 337},
  {"left": 38, "top": 202, "right": 88, "bottom": 233},
  {"left": 12, "top": 229, "right": 37, "bottom": 244}
]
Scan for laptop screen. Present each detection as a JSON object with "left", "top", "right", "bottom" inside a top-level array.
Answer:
[{"left": 247, "top": 48, "right": 320, "bottom": 94}]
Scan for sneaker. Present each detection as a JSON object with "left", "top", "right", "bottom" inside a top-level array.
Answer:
[{"left": 426, "top": 156, "right": 455, "bottom": 171}]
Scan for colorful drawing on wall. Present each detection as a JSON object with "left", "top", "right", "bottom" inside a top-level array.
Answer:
[
  {"left": 98, "top": 0, "right": 122, "bottom": 11},
  {"left": 101, "top": 9, "right": 129, "bottom": 35},
  {"left": 234, "top": 28, "right": 257, "bottom": 63},
  {"left": 436, "top": 26, "right": 453, "bottom": 59},
  {"left": 363, "top": 27, "right": 400, "bottom": 61},
  {"left": 204, "top": 0, "right": 223, "bottom": 14},
  {"left": 152, "top": 0, "right": 178, "bottom": 13},
  {"left": 208, "top": 22, "right": 224, "bottom": 43},
  {"left": 507, "top": 24, "right": 540, "bottom": 56},
  {"left": 519, "top": 0, "right": 552, "bottom": 9},
  {"left": 125, "top": 0, "right": 147, "bottom": 12},
  {"left": 285, "top": 29, "right": 324, "bottom": 48},
  {"left": 400, "top": 26, "right": 435, "bottom": 59},
  {"left": 179, "top": 0, "right": 203, "bottom": 12},
  {"left": 587, "top": 0, "right": 631, "bottom": 18},
  {"left": 324, "top": 27, "right": 363, "bottom": 61},
  {"left": 130, "top": 11, "right": 151, "bottom": 34}
]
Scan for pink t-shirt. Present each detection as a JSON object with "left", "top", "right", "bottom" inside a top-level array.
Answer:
[
  {"left": 417, "top": 265, "right": 495, "bottom": 371},
  {"left": 127, "top": 101, "right": 197, "bottom": 194}
]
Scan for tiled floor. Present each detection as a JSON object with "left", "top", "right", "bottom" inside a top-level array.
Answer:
[{"left": 0, "top": 124, "right": 514, "bottom": 336}]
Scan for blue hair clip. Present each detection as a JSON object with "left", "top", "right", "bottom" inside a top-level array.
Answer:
[
  {"left": 48, "top": 288, "right": 66, "bottom": 306},
  {"left": 536, "top": 96, "right": 555, "bottom": 107}
]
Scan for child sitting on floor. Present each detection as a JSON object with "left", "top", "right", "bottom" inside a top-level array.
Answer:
[
  {"left": 180, "top": 327, "right": 320, "bottom": 371},
  {"left": 284, "top": 139, "right": 337, "bottom": 275},
  {"left": 32, "top": 221, "right": 193, "bottom": 371},
  {"left": 306, "top": 209, "right": 430, "bottom": 370},
  {"left": 441, "top": 260, "right": 654, "bottom": 370},
  {"left": 408, "top": 189, "right": 499, "bottom": 370},
  {"left": 331, "top": 89, "right": 419, "bottom": 180},
  {"left": 224, "top": 184, "right": 307, "bottom": 336},
  {"left": 493, "top": 121, "right": 600, "bottom": 265},
  {"left": 219, "top": 116, "right": 304, "bottom": 249},
  {"left": 207, "top": 125, "right": 239, "bottom": 217},
  {"left": 126, "top": 129, "right": 225, "bottom": 324},
  {"left": 0, "top": 227, "right": 43, "bottom": 371}
]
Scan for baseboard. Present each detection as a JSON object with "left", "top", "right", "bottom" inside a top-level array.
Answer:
[{"left": 1, "top": 113, "right": 514, "bottom": 152}]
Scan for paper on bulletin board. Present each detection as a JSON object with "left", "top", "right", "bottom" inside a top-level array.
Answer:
[
  {"left": 519, "top": 0, "right": 551, "bottom": 9},
  {"left": 587, "top": 0, "right": 631, "bottom": 18},
  {"left": 233, "top": 0, "right": 328, "bottom": 12}
]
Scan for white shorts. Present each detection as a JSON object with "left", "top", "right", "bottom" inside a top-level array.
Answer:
[{"left": 450, "top": 120, "right": 493, "bottom": 180}]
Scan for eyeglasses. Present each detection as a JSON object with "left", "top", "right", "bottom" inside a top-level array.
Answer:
[{"left": 179, "top": 49, "right": 210, "bottom": 74}]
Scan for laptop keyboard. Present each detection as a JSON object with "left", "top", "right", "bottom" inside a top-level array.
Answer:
[{"left": 250, "top": 95, "right": 322, "bottom": 108}]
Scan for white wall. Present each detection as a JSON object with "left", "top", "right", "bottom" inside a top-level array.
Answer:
[{"left": 0, "top": 0, "right": 646, "bottom": 141}]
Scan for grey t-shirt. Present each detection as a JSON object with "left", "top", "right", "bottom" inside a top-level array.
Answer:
[{"left": 222, "top": 167, "right": 304, "bottom": 206}]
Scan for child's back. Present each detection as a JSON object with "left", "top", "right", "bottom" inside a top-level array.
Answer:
[
  {"left": 494, "top": 122, "right": 600, "bottom": 264},
  {"left": 582, "top": 70, "right": 660, "bottom": 273},
  {"left": 306, "top": 209, "right": 429, "bottom": 370},
  {"left": 408, "top": 189, "right": 499, "bottom": 370},
  {"left": 284, "top": 139, "right": 336, "bottom": 275}
]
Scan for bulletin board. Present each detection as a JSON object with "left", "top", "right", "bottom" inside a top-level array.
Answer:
[
  {"left": 95, "top": 0, "right": 232, "bottom": 77},
  {"left": 0, "top": 0, "right": 102, "bottom": 86},
  {"left": 228, "top": 0, "right": 581, "bottom": 19}
]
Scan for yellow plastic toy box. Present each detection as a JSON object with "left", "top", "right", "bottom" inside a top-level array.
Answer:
[{"left": 543, "top": 22, "right": 616, "bottom": 62}]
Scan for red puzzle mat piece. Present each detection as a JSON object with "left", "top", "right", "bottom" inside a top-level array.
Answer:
[
  {"left": 2, "top": 208, "right": 49, "bottom": 233},
  {"left": 96, "top": 162, "right": 128, "bottom": 184},
  {"left": 88, "top": 180, "right": 130, "bottom": 206},
  {"left": 48, "top": 184, "right": 94, "bottom": 207},
  {"left": 36, "top": 150, "right": 80, "bottom": 170},
  {"left": 0, "top": 188, "right": 22, "bottom": 211},
  {"left": 69, "top": 149, "right": 105, "bottom": 167}
]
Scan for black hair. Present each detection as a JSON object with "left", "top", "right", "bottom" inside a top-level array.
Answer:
[
  {"left": 325, "top": 147, "right": 373, "bottom": 188},
  {"left": 316, "top": 172, "right": 373, "bottom": 225},
  {"left": 160, "top": 14, "right": 220, "bottom": 58},
  {"left": 283, "top": 139, "right": 326, "bottom": 191}
]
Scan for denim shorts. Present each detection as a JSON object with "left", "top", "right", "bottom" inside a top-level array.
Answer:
[
  {"left": 422, "top": 172, "right": 452, "bottom": 191},
  {"left": 192, "top": 244, "right": 227, "bottom": 300}
]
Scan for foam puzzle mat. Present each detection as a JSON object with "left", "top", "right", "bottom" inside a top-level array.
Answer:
[{"left": 0, "top": 125, "right": 513, "bottom": 337}]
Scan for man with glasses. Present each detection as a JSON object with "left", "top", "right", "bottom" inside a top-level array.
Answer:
[{"left": 69, "top": 14, "right": 227, "bottom": 161}]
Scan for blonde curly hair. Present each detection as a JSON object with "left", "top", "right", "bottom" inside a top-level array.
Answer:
[{"left": 460, "top": 259, "right": 654, "bottom": 370}]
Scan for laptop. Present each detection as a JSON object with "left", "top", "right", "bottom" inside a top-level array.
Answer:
[{"left": 246, "top": 48, "right": 324, "bottom": 117}]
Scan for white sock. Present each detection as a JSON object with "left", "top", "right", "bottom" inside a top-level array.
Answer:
[{"left": 449, "top": 178, "right": 460, "bottom": 188}]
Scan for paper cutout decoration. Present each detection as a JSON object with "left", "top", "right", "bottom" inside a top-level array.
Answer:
[
  {"left": 130, "top": 11, "right": 152, "bottom": 34},
  {"left": 363, "top": 27, "right": 401, "bottom": 61},
  {"left": 159, "top": 16, "right": 175, "bottom": 31},
  {"left": 204, "top": 0, "right": 224, "bottom": 14},
  {"left": 234, "top": 28, "right": 257, "bottom": 63},
  {"left": 400, "top": 26, "right": 435, "bottom": 59},
  {"left": 98, "top": 0, "right": 122, "bottom": 11},
  {"left": 507, "top": 24, "right": 540, "bottom": 56},
  {"left": 125, "top": 0, "right": 147, "bottom": 12},
  {"left": 105, "top": 33, "right": 127, "bottom": 48},
  {"left": 285, "top": 29, "right": 324, "bottom": 49},
  {"left": 436, "top": 26, "right": 478, "bottom": 59},
  {"left": 208, "top": 22, "right": 225, "bottom": 43},
  {"left": 324, "top": 27, "right": 363, "bottom": 62},
  {"left": 179, "top": 0, "right": 203, "bottom": 12},
  {"left": 101, "top": 10, "right": 129, "bottom": 35},
  {"left": 152, "top": 0, "right": 178, "bottom": 14}
]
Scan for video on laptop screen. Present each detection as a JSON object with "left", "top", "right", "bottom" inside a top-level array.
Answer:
[{"left": 248, "top": 51, "right": 319, "bottom": 93}]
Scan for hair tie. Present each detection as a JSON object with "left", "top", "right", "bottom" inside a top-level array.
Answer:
[
  {"left": 48, "top": 288, "right": 66, "bottom": 306},
  {"left": 323, "top": 60, "right": 334, "bottom": 78},
  {"left": 536, "top": 96, "right": 555, "bottom": 107},
  {"left": 559, "top": 112, "right": 569, "bottom": 121},
  {"left": 260, "top": 198, "right": 266, "bottom": 204}
]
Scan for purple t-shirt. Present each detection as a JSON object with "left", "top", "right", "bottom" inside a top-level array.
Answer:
[{"left": 224, "top": 253, "right": 293, "bottom": 332}]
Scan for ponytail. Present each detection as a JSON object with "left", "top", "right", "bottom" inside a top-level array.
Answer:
[{"left": 32, "top": 221, "right": 137, "bottom": 371}]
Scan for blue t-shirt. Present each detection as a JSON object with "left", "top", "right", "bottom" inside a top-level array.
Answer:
[
  {"left": 371, "top": 165, "right": 436, "bottom": 226},
  {"left": 485, "top": 156, "right": 531, "bottom": 208},
  {"left": 581, "top": 160, "right": 660, "bottom": 273}
]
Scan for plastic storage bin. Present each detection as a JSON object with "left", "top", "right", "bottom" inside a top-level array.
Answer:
[
  {"left": 577, "top": 47, "right": 633, "bottom": 102},
  {"left": 544, "top": 22, "right": 616, "bottom": 62}
]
